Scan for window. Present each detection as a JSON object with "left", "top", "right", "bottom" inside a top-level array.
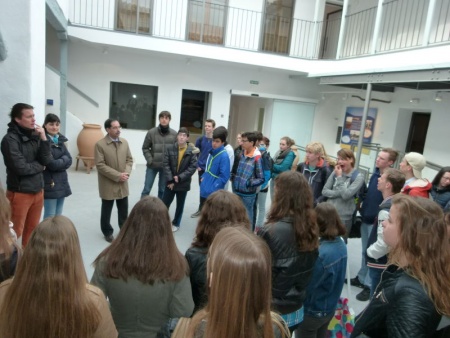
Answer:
[
  {"left": 180, "top": 90, "right": 209, "bottom": 135},
  {"left": 187, "top": 0, "right": 227, "bottom": 44},
  {"left": 110, "top": 82, "right": 158, "bottom": 130},
  {"left": 116, "top": 0, "right": 153, "bottom": 34},
  {"left": 262, "top": 0, "right": 294, "bottom": 54}
]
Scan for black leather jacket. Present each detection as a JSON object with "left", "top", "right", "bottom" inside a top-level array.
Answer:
[
  {"left": 352, "top": 265, "right": 441, "bottom": 338},
  {"left": 1, "top": 122, "right": 52, "bottom": 193},
  {"left": 258, "top": 218, "right": 318, "bottom": 314},
  {"left": 185, "top": 246, "right": 208, "bottom": 313}
]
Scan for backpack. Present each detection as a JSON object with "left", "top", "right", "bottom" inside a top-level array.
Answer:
[
  {"left": 350, "top": 170, "right": 368, "bottom": 206},
  {"left": 347, "top": 170, "right": 368, "bottom": 239},
  {"left": 261, "top": 151, "right": 274, "bottom": 172}
]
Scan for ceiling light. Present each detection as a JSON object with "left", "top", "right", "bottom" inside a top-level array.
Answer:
[
  {"left": 410, "top": 98, "right": 420, "bottom": 105},
  {"left": 434, "top": 92, "right": 443, "bottom": 102}
]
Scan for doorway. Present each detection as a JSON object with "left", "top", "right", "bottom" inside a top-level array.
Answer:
[
  {"left": 405, "top": 112, "right": 430, "bottom": 153},
  {"left": 180, "top": 89, "right": 209, "bottom": 139}
]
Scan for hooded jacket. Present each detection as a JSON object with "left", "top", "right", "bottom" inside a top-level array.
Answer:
[
  {"left": 402, "top": 179, "right": 432, "bottom": 198},
  {"left": 297, "top": 158, "right": 332, "bottom": 206},
  {"left": 163, "top": 142, "right": 198, "bottom": 192},
  {"left": 199, "top": 146, "right": 230, "bottom": 198}
]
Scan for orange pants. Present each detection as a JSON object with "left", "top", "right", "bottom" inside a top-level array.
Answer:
[{"left": 6, "top": 190, "right": 43, "bottom": 247}]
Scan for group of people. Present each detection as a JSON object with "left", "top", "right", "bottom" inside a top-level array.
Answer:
[{"left": 1, "top": 104, "right": 450, "bottom": 337}]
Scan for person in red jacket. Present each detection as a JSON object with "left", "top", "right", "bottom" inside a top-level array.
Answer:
[{"left": 399, "top": 152, "right": 431, "bottom": 198}]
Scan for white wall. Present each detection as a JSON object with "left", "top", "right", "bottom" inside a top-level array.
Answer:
[
  {"left": 0, "top": 1, "right": 46, "bottom": 186},
  {"left": 45, "top": 67, "right": 61, "bottom": 117},
  {"left": 67, "top": 40, "right": 321, "bottom": 164},
  {"left": 312, "top": 87, "right": 450, "bottom": 179}
]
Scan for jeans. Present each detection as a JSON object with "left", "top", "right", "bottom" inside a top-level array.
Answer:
[
  {"left": 369, "top": 267, "right": 383, "bottom": 297},
  {"left": 255, "top": 191, "right": 268, "bottom": 230},
  {"left": 6, "top": 190, "right": 43, "bottom": 247},
  {"left": 162, "top": 189, "right": 188, "bottom": 227},
  {"left": 141, "top": 167, "right": 166, "bottom": 199},
  {"left": 43, "top": 198, "right": 65, "bottom": 219},
  {"left": 100, "top": 197, "right": 128, "bottom": 236},
  {"left": 295, "top": 313, "right": 335, "bottom": 338},
  {"left": 342, "top": 218, "right": 352, "bottom": 244},
  {"left": 357, "top": 222, "right": 373, "bottom": 287},
  {"left": 196, "top": 170, "right": 204, "bottom": 209},
  {"left": 238, "top": 194, "right": 256, "bottom": 227}
]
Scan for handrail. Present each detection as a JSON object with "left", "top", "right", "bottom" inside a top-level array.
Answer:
[
  {"left": 68, "top": 0, "right": 450, "bottom": 60},
  {"left": 67, "top": 83, "right": 99, "bottom": 108}
]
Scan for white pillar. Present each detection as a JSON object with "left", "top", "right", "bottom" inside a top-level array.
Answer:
[
  {"left": 0, "top": 1, "right": 46, "bottom": 184},
  {"left": 370, "top": 0, "right": 384, "bottom": 54},
  {"left": 336, "top": 0, "right": 349, "bottom": 59},
  {"left": 422, "top": 0, "right": 437, "bottom": 46}
]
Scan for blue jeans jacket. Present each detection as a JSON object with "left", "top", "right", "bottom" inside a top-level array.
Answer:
[{"left": 303, "top": 237, "right": 347, "bottom": 317}]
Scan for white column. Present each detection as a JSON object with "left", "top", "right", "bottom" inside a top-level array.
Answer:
[
  {"left": 422, "top": 0, "right": 437, "bottom": 46},
  {"left": 370, "top": 0, "right": 384, "bottom": 54},
  {"left": 335, "top": 0, "right": 349, "bottom": 59},
  {"left": 0, "top": 0, "right": 46, "bottom": 184}
]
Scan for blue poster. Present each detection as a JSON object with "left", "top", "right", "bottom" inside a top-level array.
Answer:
[{"left": 341, "top": 107, "right": 377, "bottom": 147}]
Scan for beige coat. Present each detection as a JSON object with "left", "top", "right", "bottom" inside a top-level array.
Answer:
[{"left": 95, "top": 136, "right": 133, "bottom": 200}]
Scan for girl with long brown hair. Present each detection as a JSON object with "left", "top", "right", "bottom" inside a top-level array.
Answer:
[
  {"left": 0, "top": 216, "right": 117, "bottom": 338},
  {"left": 91, "top": 196, "right": 194, "bottom": 338},
  {"left": 258, "top": 170, "right": 319, "bottom": 332},
  {"left": 186, "top": 190, "right": 250, "bottom": 312},
  {"left": 352, "top": 195, "right": 450, "bottom": 337},
  {"left": 0, "top": 187, "right": 19, "bottom": 283},
  {"left": 174, "top": 226, "right": 289, "bottom": 338}
]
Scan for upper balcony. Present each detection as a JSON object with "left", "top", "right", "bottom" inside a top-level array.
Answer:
[{"left": 68, "top": 0, "right": 450, "bottom": 65}]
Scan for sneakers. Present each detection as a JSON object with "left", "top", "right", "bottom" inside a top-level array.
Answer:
[
  {"left": 356, "top": 287, "right": 371, "bottom": 301},
  {"left": 191, "top": 210, "right": 201, "bottom": 218},
  {"left": 171, "top": 225, "right": 179, "bottom": 232},
  {"left": 104, "top": 234, "right": 114, "bottom": 243},
  {"left": 345, "top": 276, "right": 365, "bottom": 289}
]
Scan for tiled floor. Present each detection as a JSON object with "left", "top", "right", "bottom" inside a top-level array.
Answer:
[{"left": 63, "top": 164, "right": 369, "bottom": 317}]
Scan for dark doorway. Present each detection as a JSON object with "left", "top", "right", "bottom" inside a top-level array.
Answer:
[
  {"left": 180, "top": 89, "right": 209, "bottom": 136},
  {"left": 405, "top": 112, "right": 430, "bottom": 153}
]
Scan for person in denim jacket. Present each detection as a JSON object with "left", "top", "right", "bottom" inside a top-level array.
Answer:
[{"left": 296, "top": 202, "right": 347, "bottom": 338}]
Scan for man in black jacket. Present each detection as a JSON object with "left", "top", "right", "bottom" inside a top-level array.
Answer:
[
  {"left": 1, "top": 103, "right": 53, "bottom": 246},
  {"left": 162, "top": 127, "right": 198, "bottom": 232}
]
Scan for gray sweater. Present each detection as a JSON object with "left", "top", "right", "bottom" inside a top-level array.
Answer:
[{"left": 321, "top": 169, "right": 365, "bottom": 220}]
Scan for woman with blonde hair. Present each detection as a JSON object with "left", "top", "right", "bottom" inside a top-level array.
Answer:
[
  {"left": 270, "top": 136, "right": 295, "bottom": 200},
  {"left": 352, "top": 195, "right": 450, "bottom": 337},
  {"left": 174, "top": 226, "right": 289, "bottom": 338},
  {"left": 186, "top": 190, "right": 250, "bottom": 313},
  {"left": 91, "top": 196, "right": 194, "bottom": 338},
  {"left": 0, "top": 187, "right": 19, "bottom": 283},
  {"left": 297, "top": 142, "right": 334, "bottom": 206},
  {"left": 259, "top": 171, "right": 319, "bottom": 333},
  {"left": 0, "top": 216, "right": 117, "bottom": 338}
]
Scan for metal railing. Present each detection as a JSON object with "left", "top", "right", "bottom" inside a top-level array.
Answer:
[
  {"left": 377, "top": 0, "right": 428, "bottom": 52},
  {"left": 341, "top": 6, "right": 377, "bottom": 58},
  {"left": 68, "top": 0, "right": 450, "bottom": 60}
]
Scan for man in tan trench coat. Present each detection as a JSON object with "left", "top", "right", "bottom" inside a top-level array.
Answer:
[{"left": 95, "top": 119, "right": 133, "bottom": 243}]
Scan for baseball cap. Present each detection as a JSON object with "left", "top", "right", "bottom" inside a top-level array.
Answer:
[{"left": 404, "top": 152, "right": 426, "bottom": 179}]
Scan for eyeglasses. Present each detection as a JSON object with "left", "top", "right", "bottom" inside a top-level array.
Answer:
[
  {"left": 109, "top": 126, "right": 122, "bottom": 130},
  {"left": 241, "top": 139, "right": 249, "bottom": 143}
]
